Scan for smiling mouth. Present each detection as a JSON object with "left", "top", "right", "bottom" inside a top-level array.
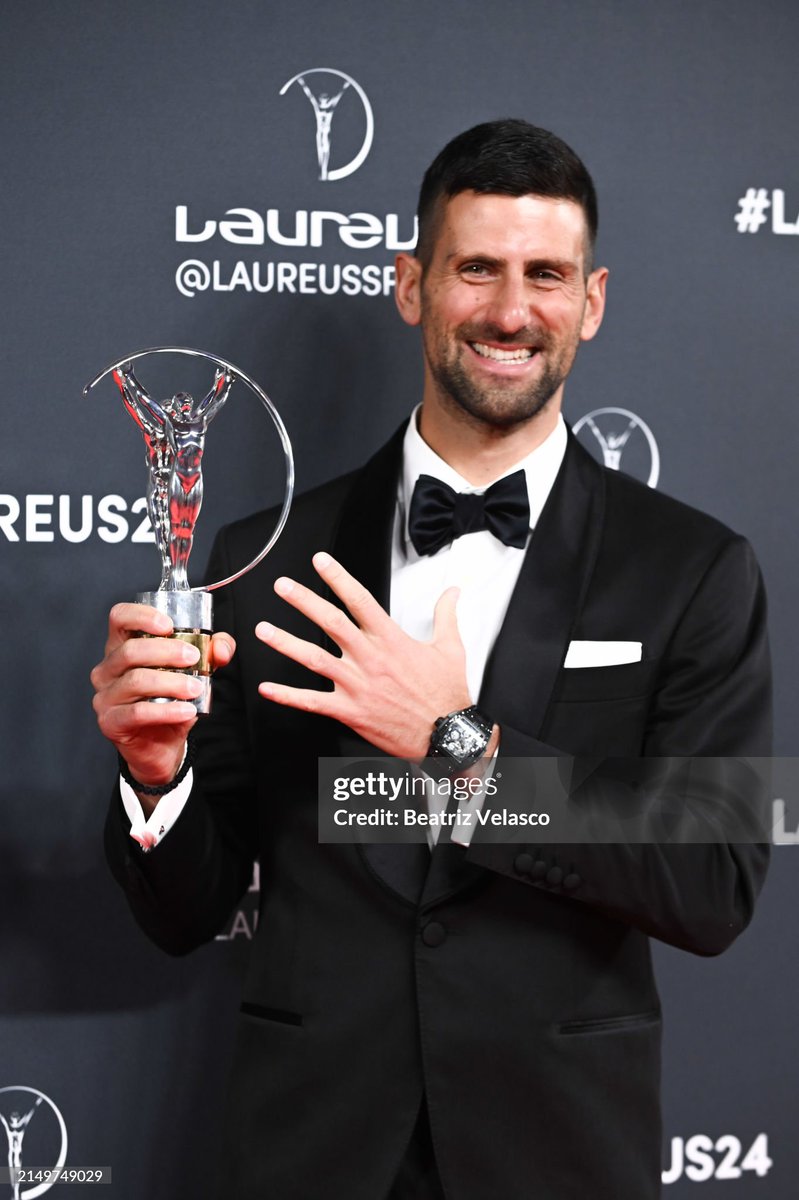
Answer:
[{"left": 470, "top": 341, "right": 536, "bottom": 363}]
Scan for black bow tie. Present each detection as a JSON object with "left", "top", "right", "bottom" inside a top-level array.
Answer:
[{"left": 408, "top": 470, "right": 530, "bottom": 557}]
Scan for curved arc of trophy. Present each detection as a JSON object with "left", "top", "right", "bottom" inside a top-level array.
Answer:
[
  {"left": 84, "top": 346, "right": 295, "bottom": 592},
  {"left": 84, "top": 347, "right": 294, "bottom": 713}
]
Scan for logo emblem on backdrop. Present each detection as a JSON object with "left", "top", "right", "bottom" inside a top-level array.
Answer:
[
  {"left": 0, "top": 1087, "right": 67, "bottom": 1199},
  {"left": 280, "top": 68, "right": 374, "bottom": 181},
  {"left": 572, "top": 407, "right": 660, "bottom": 488}
]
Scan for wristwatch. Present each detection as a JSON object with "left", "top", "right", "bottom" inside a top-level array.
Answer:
[{"left": 427, "top": 706, "right": 494, "bottom": 775}]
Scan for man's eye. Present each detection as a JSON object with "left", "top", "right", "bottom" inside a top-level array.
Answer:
[{"left": 461, "top": 263, "right": 492, "bottom": 277}]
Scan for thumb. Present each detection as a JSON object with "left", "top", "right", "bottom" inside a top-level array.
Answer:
[
  {"left": 432, "top": 586, "right": 462, "bottom": 644},
  {"left": 210, "top": 632, "right": 236, "bottom": 669}
]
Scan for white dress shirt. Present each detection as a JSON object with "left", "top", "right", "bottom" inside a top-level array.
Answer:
[
  {"left": 392, "top": 408, "right": 567, "bottom": 845},
  {"left": 122, "top": 408, "right": 568, "bottom": 850},
  {"left": 392, "top": 408, "right": 567, "bottom": 699}
]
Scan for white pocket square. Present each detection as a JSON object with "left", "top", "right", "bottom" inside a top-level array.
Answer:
[{"left": 563, "top": 640, "right": 643, "bottom": 669}]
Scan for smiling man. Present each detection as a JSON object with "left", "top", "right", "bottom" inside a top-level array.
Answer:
[
  {"left": 396, "top": 186, "right": 605, "bottom": 474},
  {"left": 94, "top": 120, "right": 771, "bottom": 1199},
  {"left": 408, "top": 193, "right": 603, "bottom": 431}
]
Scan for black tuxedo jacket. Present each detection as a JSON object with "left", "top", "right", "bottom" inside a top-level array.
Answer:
[{"left": 106, "top": 425, "right": 771, "bottom": 1200}]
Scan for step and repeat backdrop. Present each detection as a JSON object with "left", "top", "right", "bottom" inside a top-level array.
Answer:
[{"left": 2, "top": 1, "right": 797, "bottom": 1196}]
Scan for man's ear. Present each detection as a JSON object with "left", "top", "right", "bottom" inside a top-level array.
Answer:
[
  {"left": 394, "top": 253, "right": 423, "bottom": 327},
  {"left": 580, "top": 266, "right": 608, "bottom": 342}
]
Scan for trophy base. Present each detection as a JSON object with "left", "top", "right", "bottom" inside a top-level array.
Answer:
[{"left": 137, "top": 589, "right": 213, "bottom": 715}]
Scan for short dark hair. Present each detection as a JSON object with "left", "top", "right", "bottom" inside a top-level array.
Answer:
[{"left": 415, "top": 118, "right": 598, "bottom": 269}]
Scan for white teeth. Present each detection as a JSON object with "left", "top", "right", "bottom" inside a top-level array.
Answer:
[{"left": 471, "top": 342, "right": 534, "bottom": 362}]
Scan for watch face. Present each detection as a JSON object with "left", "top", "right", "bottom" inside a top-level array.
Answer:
[{"left": 440, "top": 715, "right": 484, "bottom": 759}]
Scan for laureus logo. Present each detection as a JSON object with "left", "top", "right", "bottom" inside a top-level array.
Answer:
[
  {"left": 279, "top": 68, "right": 374, "bottom": 181},
  {"left": 572, "top": 407, "right": 660, "bottom": 488},
  {"left": 0, "top": 1087, "right": 67, "bottom": 1199}
]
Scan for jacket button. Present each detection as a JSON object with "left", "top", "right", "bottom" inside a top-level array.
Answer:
[
  {"left": 531, "top": 859, "right": 548, "bottom": 880},
  {"left": 563, "top": 873, "right": 582, "bottom": 891},
  {"left": 546, "top": 866, "right": 563, "bottom": 887},
  {"left": 514, "top": 852, "right": 534, "bottom": 876},
  {"left": 421, "top": 922, "right": 447, "bottom": 947}
]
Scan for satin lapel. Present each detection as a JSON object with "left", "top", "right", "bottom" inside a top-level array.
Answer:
[
  {"left": 330, "top": 421, "right": 406, "bottom": 610},
  {"left": 329, "top": 421, "right": 404, "bottom": 761},
  {"left": 421, "top": 433, "right": 606, "bottom": 909},
  {"left": 478, "top": 431, "right": 606, "bottom": 737},
  {"left": 331, "top": 423, "right": 428, "bottom": 907}
]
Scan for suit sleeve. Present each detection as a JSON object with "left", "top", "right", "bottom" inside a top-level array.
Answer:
[
  {"left": 104, "top": 527, "right": 258, "bottom": 955},
  {"left": 465, "top": 534, "right": 772, "bottom": 956}
]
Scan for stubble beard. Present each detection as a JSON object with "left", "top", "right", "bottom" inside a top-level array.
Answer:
[{"left": 423, "top": 321, "right": 581, "bottom": 433}]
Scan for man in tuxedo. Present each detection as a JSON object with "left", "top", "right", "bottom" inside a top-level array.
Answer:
[{"left": 93, "top": 120, "right": 771, "bottom": 1199}]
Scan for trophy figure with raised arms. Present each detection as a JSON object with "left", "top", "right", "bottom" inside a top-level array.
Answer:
[
  {"left": 584, "top": 413, "right": 637, "bottom": 470},
  {"left": 87, "top": 345, "right": 293, "bottom": 714},
  {"left": 112, "top": 365, "right": 233, "bottom": 590},
  {"left": 297, "top": 74, "right": 351, "bottom": 180},
  {"left": 1, "top": 1098, "right": 42, "bottom": 1200}
]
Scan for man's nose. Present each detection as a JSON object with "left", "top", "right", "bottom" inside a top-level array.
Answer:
[{"left": 483, "top": 274, "right": 531, "bottom": 335}]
